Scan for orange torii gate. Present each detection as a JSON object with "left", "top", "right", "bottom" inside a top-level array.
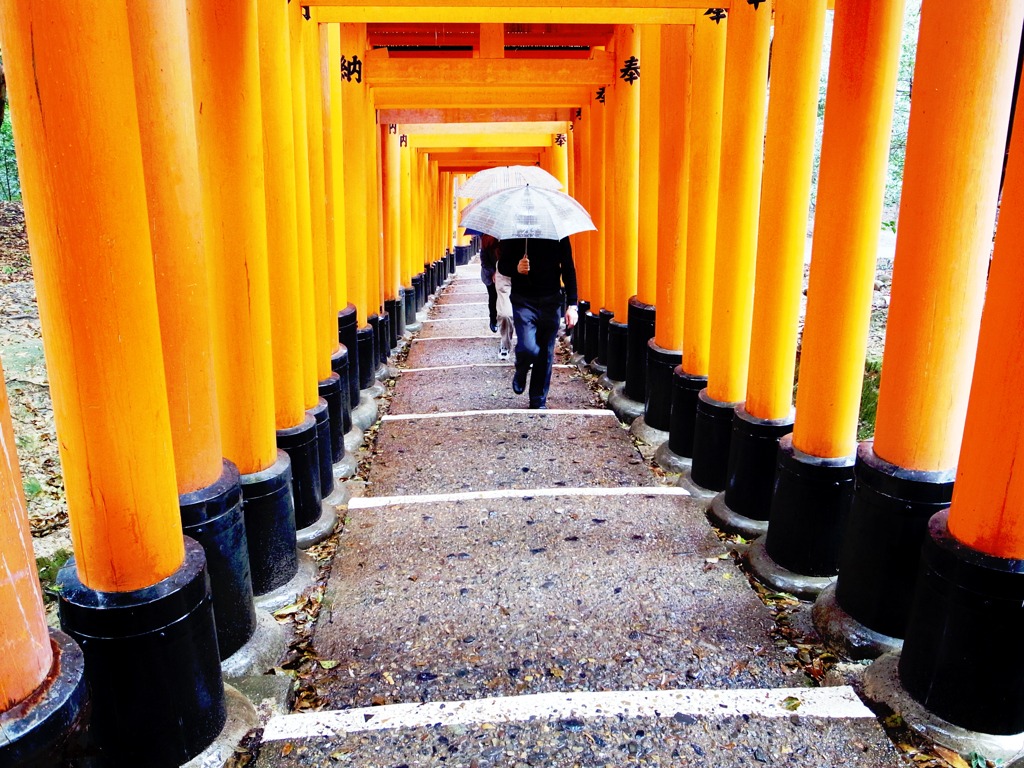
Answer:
[{"left": 3, "top": 1, "right": 1024, "bottom": 765}]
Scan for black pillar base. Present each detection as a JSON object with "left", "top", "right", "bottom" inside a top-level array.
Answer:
[
  {"left": 179, "top": 460, "right": 256, "bottom": 660},
  {"left": 899, "top": 510, "right": 1024, "bottom": 734},
  {"left": 606, "top": 320, "right": 628, "bottom": 383},
  {"left": 667, "top": 368, "right": 706, "bottom": 459},
  {"left": 573, "top": 300, "right": 590, "bottom": 355},
  {"left": 644, "top": 340, "right": 681, "bottom": 433},
  {"left": 686, "top": 389, "right": 740, "bottom": 494},
  {"left": 240, "top": 451, "right": 298, "bottom": 596},
  {"left": 403, "top": 285, "right": 417, "bottom": 331},
  {"left": 356, "top": 325, "right": 376, "bottom": 390},
  {"left": 412, "top": 273, "right": 425, "bottom": 312},
  {"left": 330, "top": 346, "right": 352, "bottom": 437},
  {"left": 380, "top": 309, "right": 393, "bottom": 358},
  {"left": 823, "top": 442, "right": 955, "bottom": 650},
  {"left": 447, "top": 248, "right": 455, "bottom": 274},
  {"left": 394, "top": 291, "right": 407, "bottom": 340},
  {"left": 583, "top": 310, "right": 600, "bottom": 363},
  {"left": 596, "top": 309, "right": 613, "bottom": 367},
  {"left": 307, "top": 397, "right": 335, "bottom": 501},
  {"left": 337, "top": 304, "right": 360, "bottom": 410},
  {"left": 708, "top": 407, "right": 795, "bottom": 538},
  {"left": 455, "top": 244, "right": 472, "bottom": 266},
  {"left": 277, "top": 415, "right": 322, "bottom": 532},
  {"left": 57, "top": 539, "right": 226, "bottom": 766},
  {"left": 0, "top": 629, "right": 87, "bottom": 768},
  {"left": 367, "top": 314, "right": 383, "bottom": 367},
  {"left": 755, "top": 434, "right": 855, "bottom": 587},
  {"left": 624, "top": 297, "right": 656, "bottom": 403},
  {"left": 318, "top": 374, "right": 344, "bottom": 468}
]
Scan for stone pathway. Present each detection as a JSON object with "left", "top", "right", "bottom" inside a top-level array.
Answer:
[{"left": 256, "top": 265, "right": 907, "bottom": 767}]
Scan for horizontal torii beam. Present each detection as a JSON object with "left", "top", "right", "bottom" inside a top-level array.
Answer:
[
  {"left": 399, "top": 121, "right": 567, "bottom": 135},
  {"left": 372, "top": 85, "right": 591, "bottom": 108},
  {"left": 313, "top": 6, "right": 699, "bottom": 24},
  {"left": 406, "top": 132, "right": 554, "bottom": 148},
  {"left": 365, "top": 55, "right": 613, "bottom": 88},
  {"left": 379, "top": 107, "right": 574, "bottom": 123}
]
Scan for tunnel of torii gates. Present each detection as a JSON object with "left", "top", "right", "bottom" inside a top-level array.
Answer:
[{"left": 1, "top": 0, "right": 1024, "bottom": 764}]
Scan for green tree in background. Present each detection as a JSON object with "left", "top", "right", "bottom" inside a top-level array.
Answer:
[{"left": 0, "top": 50, "right": 21, "bottom": 201}]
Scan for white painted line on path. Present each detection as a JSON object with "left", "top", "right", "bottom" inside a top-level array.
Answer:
[
  {"left": 262, "top": 686, "right": 875, "bottom": 742},
  {"left": 411, "top": 335, "right": 496, "bottom": 342},
  {"left": 347, "top": 485, "right": 691, "bottom": 509},
  {"left": 422, "top": 317, "right": 490, "bottom": 323},
  {"left": 398, "top": 363, "right": 574, "bottom": 373},
  {"left": 381, "top": 408, "right": 614, "bottom": 422}
]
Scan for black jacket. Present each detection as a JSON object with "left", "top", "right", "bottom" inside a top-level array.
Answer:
[{"left": 496, "top": 237, "right": 578, "bottom": 306}]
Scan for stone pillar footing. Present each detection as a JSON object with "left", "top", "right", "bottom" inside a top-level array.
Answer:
[
  {"left": 707, "top": 492, "right": 770, "bottom": 541},
  {"left": 296, "top": 503, "right": 338, "bottom": 549},
  {"left": 744, "top": 535, "right": 836, "bottom": 600},
  {"left": 654, "top": 441, "right": 692, "bottom": 474},
  {"left": 352, "top": 394, "right": 379, "bottom": 431},
  {"left": 811, "top": 583, "right": 902, "bottom": 662},
  {"left": 0, "top": 629, "right": 87, "bottom": 768},
  {"left": 597, "top": 372, "right": 619, "bottom": 390},
  {"left": 676, "top": 470, "right": 718, "bottom": 501},
  {"left": 253, "top": 550, "right": 318, "bottom": 613},
  {"left": 182, "top": 685, "right": 259, "bottom": 768},
  {"left": 608, "top": 382, "right": 645, "bottom": 424},
  {"left": 864, "top": 653, "right": 1024, "bottom": 766},
  {"left": 629, "top": 415, "right": 669, "bottom": 448},
  {"left": 343, "top": 426, "right": 366, "bottom": 455},
  {"left": 220, "top": 609, "right": 288, "bottom": 680}
]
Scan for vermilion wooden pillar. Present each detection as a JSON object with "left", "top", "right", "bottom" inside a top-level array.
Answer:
[
  {"left": 131, "top": 0, "right": 257, "bottom": 662},
  {"left": 708, "top": 0, "right": 827, "bottom": 539},
  {"left": 656, "top": 11, "right": 725, "bottom": 474},
  {"left": 817, "top": 1, "right": 1024, "bottom": 660},
  {"left": 682, "top": 0, "right": 772, "bottom": 499},
  {"left": 2, "top": 1, "right": 224, "bottom": 759},
  {"left": 747, "top": 0, "right": 907, "bottom": 599},
  {"left": 190, "top": 0, "right": 300, "bottom": 599}
]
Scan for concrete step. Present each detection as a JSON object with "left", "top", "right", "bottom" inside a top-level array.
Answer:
[
  {"left": 431, "top": 302, "right": 499, "bottom": 320},
  {"left": 418, "top": 316, "right": 495, "bottom": 339},
  {"left": 406, "top": 337, "right": 520, "bottom": 368},
  {"left": 390, "top": 366, "right": 595, "bottom": 414},
  {"left": 366, "top": 411, "right": 653, "bottom": 495},
  {"left": 311, "top": 492, "right": 795, "bottom": 709},
  {"left": 257, "top": 687, "right": 904, "bottom": 767}
]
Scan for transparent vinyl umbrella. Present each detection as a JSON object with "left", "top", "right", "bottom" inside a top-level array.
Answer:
[
  {"left": 458, "top": 185, "right": 596, "bottom": 248},
  {"left": 457, "top": 165, "right": 562, "bottom": 199}
]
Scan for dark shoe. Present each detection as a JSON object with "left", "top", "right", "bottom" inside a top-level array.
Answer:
[
  {"left": 530, "top": 401, "right": 548, "bottom": 410},
  {"left": 512, "top": 368, "right": 527, "bottom": 395},
  {"left": 489, "top": 320, "right": 498, "bottom": 333}
]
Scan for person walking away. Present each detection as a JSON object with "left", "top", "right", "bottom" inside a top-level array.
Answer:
[
  {"left": 494, "top": 268, "right": 515, "bottom": 359},
  {"left": 479, "top": 234, "right": 499, "bottom": 333},
  {"left": 497, "top": 237, "right": 578, "bottom": 409}
]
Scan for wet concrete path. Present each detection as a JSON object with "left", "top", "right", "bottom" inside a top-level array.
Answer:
[{"left": 257, "top": 265, "right": 906, "bottom": 767}]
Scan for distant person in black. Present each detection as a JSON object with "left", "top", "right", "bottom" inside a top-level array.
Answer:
[
  {"left": 479, "top": 234, "right": 499, "bottom": 332},
  {"left": 497, "top": 237, "right": 578, "bottom": 409}
]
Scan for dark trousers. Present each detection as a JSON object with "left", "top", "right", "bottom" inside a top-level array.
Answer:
[
  {"left": 512, "top": 298, "right": 561, "bottom": 408},
  {"left": 485, "top": 282, "right": 498, "bottom": 327}
]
